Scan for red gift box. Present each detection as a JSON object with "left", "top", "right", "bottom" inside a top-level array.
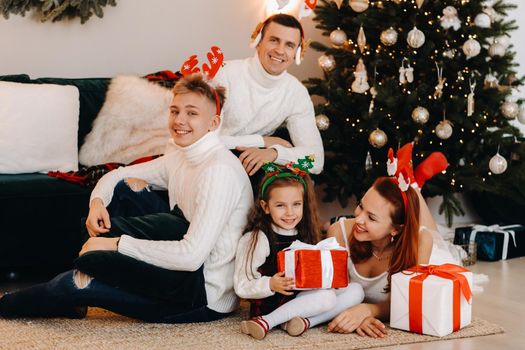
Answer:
[{"left": 277, "top": 238, "right": 348, "bottom": 289}]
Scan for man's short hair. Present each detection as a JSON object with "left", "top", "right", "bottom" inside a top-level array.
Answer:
[
  {"left": 260, "top": 13, "right": 304, "bottom": 42},
  {"left": 172, "top": 74, "right": 226, "bottom": 115}
]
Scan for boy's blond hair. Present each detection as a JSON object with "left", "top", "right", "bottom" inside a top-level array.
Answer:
[{"left": 172, "top": 74, "right": 226, "bottom": 115}]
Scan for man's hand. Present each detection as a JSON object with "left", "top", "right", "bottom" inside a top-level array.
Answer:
[
  {"left": 356, "top": 316, "right": 387, "bottom": 338},
  {"left": 327, "top": 304, "right": 372, "bottom": 334},
  {"left": 263, "top": 136, "right": 292, "bottom": 148},
  {"left": 269, "top": 271, "right": 294, "bottom": 296},
  {"left": 79, "top": 237, "right": 119, "bottom": 256},
  {"left": 86, "top": 198, "right": 111, "bottom": 237},
  {"left": 237, "top": 147, "right": 278, "bottom": 176}
]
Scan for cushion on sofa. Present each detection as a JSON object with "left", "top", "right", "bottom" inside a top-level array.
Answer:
[{"left": 0, "top": 81, "right": 80, "bottom": 174}]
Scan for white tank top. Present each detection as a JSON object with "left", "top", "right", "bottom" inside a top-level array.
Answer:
[{"left": 339, "top": 218, "right": 390, "bottom": 304}]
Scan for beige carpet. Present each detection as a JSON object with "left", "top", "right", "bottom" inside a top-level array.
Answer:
[{"left": 0, "top": 308, "right": 503, "bottom": 350}]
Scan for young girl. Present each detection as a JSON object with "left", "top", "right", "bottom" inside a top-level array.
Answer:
[{"left": 234, "top": 158, "right": 364, "bottom": 340}]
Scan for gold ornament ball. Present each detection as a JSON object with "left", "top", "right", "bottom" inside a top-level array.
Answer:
[
  {"left": 318, "top": 54, "right": 336, "bottom": 72},
  {"left": 315, "top": 114, "right": 330, "bottom": 131},
  {"left": 380, "top": 27, "right": 398, "bottom": 46},
  {"left": 330, "top": 28, "right": 348, "bottom": 46},
  {"left": 369, "top": 129, "right": 388, "bottom": 148},
  {"left": 462, "top": 38, "right": 481, "bottom": 59},
  {"left": 488, "top": 42, "right": 505, "bottom": 57},
  {"left": 501, "top": 101, "right": 519, "bottom": 119},
  {"left": 349, "top": 0, "right": 369, "bottom": 13},
  {"left": 489, "top": 153, "right": 507, "bottom": 174},
  {"left": 411, "top": 106, "right": 430, "bottom": 124},
  {"left": 435, "top": 120, "right": 453, "bottom": 140},
  {"left": 407, "top": 26, "right": 425, "bottom": 49}
]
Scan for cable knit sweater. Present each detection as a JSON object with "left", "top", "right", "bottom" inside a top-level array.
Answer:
[
  {"left": 215, "top": 54, "right": 324, "bottom": 174},
  {"left": 90, "top": 132, "right": 253, "bottom": 313},
  {"left": 233, "top": 225, "right": 298, "bottom": 299}
]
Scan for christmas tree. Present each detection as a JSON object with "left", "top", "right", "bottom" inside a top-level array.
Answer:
[{"left": 305, "top": 0, "right": 525, "bottom": 225}]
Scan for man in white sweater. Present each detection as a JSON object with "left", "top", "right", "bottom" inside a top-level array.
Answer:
[
  {"left": 0, "top": 74, "right": 253, "bottom": 323},
  {"left": 216, "top": 13, "right": 324, "bottom": 176}
]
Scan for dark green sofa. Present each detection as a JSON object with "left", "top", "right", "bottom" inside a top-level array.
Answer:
[{"left": 0, "top": 74, "right": 110, "bottom": 275}]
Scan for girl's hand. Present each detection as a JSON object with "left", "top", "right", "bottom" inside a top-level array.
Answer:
[
  {"left": 356, "top": 316, "right": 387, "bottom": 338},
  {"left": 86, "top": 198, "right": 111, "bottom": 237},
  {"left": 327, "top": 304, "right": 371, "bottom": 333},
  {"left": 270, "top": 271, "right": 294, "bottom": 296}
]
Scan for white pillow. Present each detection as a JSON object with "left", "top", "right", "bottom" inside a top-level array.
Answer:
[
  {"left": 78, "top": 75, "right": 172, "bottom": 166},
  {"left": 0, "top": 81, "right": 80, "bottom": 174}
]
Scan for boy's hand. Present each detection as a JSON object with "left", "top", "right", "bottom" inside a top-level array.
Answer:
[
  {"left": 86, "top": 198, "right": 111, "bottom": 237},
  {"left": 270, "top": 271, "right": 294, "bottom": 296}
]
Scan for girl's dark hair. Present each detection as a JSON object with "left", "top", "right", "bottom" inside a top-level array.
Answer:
[
  {"left": 243, "top": 170, "right": 320, "bottom": 278},
  {"left": 349, "top": 177, "right": 420, "bottom": 292}
]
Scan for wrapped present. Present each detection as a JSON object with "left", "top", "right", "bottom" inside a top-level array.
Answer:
[
  {"left": 390, "top": 264, "right": 472, "bottom": 337},
  {"left": 277, "top": 237, "right": 348, "bottom": 290},
  {"left": 454, "top": 224, "right": 525, "bottom": 261}
]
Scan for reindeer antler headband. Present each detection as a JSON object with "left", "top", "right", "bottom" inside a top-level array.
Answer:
[
  {"left": 386, "top": 143, "right": 415, "bottom": 215},
  {"left": 260, "top": 155, "right": 315, "bottom": 197},
  {"left": 180, "top": 46, "right": 224, "bottom": 116}
]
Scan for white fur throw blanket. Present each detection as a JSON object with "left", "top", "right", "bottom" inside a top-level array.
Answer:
[{"left": 79, "top": 75, "right": 172, "bottom": 166}]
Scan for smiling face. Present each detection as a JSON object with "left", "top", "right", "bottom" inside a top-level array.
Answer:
[
  {"left": 261, "top": 183, "right": 304, "bottom": 231},
  {"left": 352, "top": 187, "right": 399, "bottom": 245},
  {"left": 256, "top": 22, "right": 301, "bottom": 76},
  {"left": 168, "top": 92, "right": 220, "bottom": 147}
]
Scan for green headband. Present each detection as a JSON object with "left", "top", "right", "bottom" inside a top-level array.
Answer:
[{"left": 260, "top": 155, "right": 315, "bottom": 198}]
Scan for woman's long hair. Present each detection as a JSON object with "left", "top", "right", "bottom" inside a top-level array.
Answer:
[
  {"left": 349, "top": 176, "right": 420, "bottom": 291},
  {"left": 243, "top": 172, "right": 321, "bottom": 279}
]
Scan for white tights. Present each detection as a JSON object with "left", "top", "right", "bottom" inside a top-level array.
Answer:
[
  {"left": 307, "top": 282, "right": 365, "bottom": 327},
  {"left": 262, "top": 282, "right": 364, "bottom": 329}
]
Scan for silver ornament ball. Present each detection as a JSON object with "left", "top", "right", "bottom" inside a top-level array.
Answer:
[
  {"left": 318, "top": 54, "right": 336, "bottom": 72},
  {"left": 435, "top": 120, "right": 453, "bottom": 140},
  {"left": 407, "top": 26, "right": 425, "bottom": 49},
  {"left": 474, "top": 13, "right": 491, "bottom": 28},
  {"left": 462, "top": 38, "right": 481, "bottom": 59},
  {"left": 411, "top": 106, "right": 430, "bottom": 124},
  {"left": 330, "top": 28, "right": 348, "bottom": 46},
  {"left": 489, "top": 153, "right": 507, "bottom": 174},
  {"left": 369, "top": 129, "right": 388, "bottom": 148},
  {"left": 501, "top": 101, "right": 519, "bottom": 119},
  {"left": 380, "top": 27, "right": 398, "bottom": 46},
  {"left": 315, "top": 114, "right": 330, "bottom": 131},
  {"left": 349, "top": 0, "right": 369, "bottom": 13},
  {"left": 518, "top": 105, "right": 525, "bottom": 124}
]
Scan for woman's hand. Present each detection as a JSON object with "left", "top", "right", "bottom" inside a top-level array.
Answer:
[
  {"left": 86, "top": 198, "right": 111, "bottom": 237},
  {"left": 327, "top": 304, "right": 372, "bottom": 333},
  {"left": 79, "top": 237, "right": 119, "bottom": 256},
  {"left": 270, "top": 271, "right": 295, "bottom": 296},
  {"left": 356, "top": 316, "right": 387, "bottom": 338}
]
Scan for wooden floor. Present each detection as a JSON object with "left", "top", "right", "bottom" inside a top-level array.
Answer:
[
  {"left": 1, "top": 258, "right": 524, "bottom": 349},
  {"left": 381, "top": 257, "right": 525, "bottom": 350}
]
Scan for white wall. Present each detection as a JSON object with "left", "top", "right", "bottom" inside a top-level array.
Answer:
[{"left": 1, "top": 0, "right": 524, "bottom": 225}]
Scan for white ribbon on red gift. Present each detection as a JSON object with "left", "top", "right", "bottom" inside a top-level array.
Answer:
[
  {"left": 283, "top": 237, "right": 346, "bottom": 289},
  {"left": 469, "top": 224, "right": 520, "bottom": 260}
]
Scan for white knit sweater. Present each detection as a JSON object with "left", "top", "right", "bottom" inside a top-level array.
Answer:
[
  {"left": 233, "top": 225, "right": 297, "bottom": 299},
  {"left": 90, "top": 132, "right": 253, "bottom": 313},
  {"left": 215, "top": 54, "right": 324, "bottom": 174}
]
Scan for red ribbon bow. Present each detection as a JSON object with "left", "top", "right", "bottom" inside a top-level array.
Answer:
[{"left": 405, "top": 264, "right": 472, "bottom": 334}]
